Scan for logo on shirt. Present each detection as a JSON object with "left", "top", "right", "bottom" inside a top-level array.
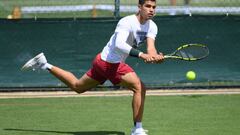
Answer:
[
  {"left": 137, "top": 31, "right": 147, "bottom": 41},
  {"left": 133, "top": 31, "right": 147, "bottom": 48}
]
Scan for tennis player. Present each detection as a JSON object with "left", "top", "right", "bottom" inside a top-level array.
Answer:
[{"left": 22, "top": 0, "right": 164, "bottom": 134}]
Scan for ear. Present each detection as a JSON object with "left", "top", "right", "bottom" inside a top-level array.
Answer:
[
  {"left": 138, "top": 4, "right": 142, "bottom": 11},
  {"left": 138, "top": 4, "right": 141, "bottom": 9}
]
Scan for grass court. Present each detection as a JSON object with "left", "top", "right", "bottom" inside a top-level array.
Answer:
[{"left": 0, "top": 94, "right": 239, "bottom": 135}]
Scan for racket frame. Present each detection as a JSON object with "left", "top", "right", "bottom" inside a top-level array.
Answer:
[{"left": 164, "top": 44, "right": 209, "bottom": 61}]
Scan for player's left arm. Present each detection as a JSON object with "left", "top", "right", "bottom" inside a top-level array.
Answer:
[
  {"left": 146, "top": 37, "right": 157, "bottom": 55},
  {"left": 146, "top": 37, "right": 164, "bottom": 63}
]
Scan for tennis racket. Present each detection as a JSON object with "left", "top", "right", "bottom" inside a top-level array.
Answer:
[{"left": 164, "top": 44, "right": 209, "bottom": 61}]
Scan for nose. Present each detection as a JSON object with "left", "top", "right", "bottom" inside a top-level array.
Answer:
[{"left": 149, "top": 6, "right": 154, "bottom": 12}]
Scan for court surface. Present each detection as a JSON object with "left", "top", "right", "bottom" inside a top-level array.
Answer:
[{"left": 1, "top": 88, "right": 240, "bottom": 99}]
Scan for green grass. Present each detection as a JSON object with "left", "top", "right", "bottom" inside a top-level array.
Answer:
[{"left": 0, "top": 94, "right": 239, "bottom": 135}]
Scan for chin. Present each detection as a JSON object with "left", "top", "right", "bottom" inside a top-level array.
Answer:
[{"left": 147, "top": 16, "right": 153, "bottom": 20}]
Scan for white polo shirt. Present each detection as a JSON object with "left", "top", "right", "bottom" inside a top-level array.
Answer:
[{"left": 101, "top": 14, "right": 158, "bottom": 63}]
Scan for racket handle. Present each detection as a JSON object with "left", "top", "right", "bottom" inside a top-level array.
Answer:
[{"left": 164, "top": 55, "right": 171, "bottom": 58}]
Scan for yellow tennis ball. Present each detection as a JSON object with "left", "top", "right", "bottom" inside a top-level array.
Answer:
[
  {"left": 7, "top": 15, "right": 13, "bottom": 19},
  {"left": 186, "top": 71, "right": 196, "bottom": 80}
]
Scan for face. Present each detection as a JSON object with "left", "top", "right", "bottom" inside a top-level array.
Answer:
[{"left": 138, "top": 0, "right": 156, "bottom": 20}]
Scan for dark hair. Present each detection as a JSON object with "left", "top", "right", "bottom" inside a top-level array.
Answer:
[{"left": 138, "top": 0, "right": 156, "bottom": 5}]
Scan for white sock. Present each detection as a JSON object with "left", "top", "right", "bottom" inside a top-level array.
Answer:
[
  {"left": 135, "top": 122, "right": 142, "bottom": 129},
  {"left": 41, "top": 63, "right": 53, "bottom": 70}
]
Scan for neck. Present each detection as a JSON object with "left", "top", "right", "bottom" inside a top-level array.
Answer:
[{"left": 136, "top": 13, "right": 147, "bottom": 24}]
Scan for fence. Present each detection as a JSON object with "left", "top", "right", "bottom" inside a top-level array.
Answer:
[
  {"left": 1, "top": 0, "right": 240, "bottom": 19},
  {"left": 0, "top": 15, "right": 240, "bottom": 89},
  {"left": 1, "top": 0, "right": 240, "bottom": 90}
]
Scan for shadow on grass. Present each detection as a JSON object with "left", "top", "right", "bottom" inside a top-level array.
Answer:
[{"left": 4, "top": 128, "right": 125, "bottom": 135}]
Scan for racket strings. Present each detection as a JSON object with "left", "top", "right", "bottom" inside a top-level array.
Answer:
[
  {"left": 176, "top": 45, "right": 209, "bottom": 60},
  {"left": 178, "top": 50, "right": 193, "bottom": 59}
]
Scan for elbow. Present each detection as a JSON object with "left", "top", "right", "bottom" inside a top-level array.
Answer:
[{"left": 114, "top": 32, "right": 131, "bottom": 54}]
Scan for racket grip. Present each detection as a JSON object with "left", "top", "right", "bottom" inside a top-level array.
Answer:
[{"left": 163, "top": 55, "right": 171, "bottom": 58}]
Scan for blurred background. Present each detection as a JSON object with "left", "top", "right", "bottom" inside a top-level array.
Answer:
[
  {"left": 1, "top": 0, "right": 240, "bottom": 18},
  {"left": 0, "top": 0, "right": 239, "bottom": 90}
]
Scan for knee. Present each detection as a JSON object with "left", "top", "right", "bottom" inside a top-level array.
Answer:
[
  {"left": 132, "top": 81, "right": 146, "bottom": 94},
  {"left": 70, "top": 82, "right": 86, "bottom": 94}
]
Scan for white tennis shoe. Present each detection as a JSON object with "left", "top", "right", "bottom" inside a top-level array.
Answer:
[
  {"left": 131, "top": 128, "right": 148, "bottom": 135},
  {"left": 21, "top": 52, "right": 47, "bottom": 71}
]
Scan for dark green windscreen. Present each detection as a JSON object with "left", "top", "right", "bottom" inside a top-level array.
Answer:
[{"left": 0, "top": 16, "right": 239, "bottom": 88}]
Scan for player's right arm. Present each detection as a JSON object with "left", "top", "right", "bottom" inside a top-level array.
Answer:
[
  {"left": 115, "top": 31, "right": 154, "bottom": 61},
  {"left": 114, "top": 18, "right": 154, "bottom": 60}
]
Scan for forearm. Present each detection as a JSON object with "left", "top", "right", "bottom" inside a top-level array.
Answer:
[
  {"left": 146, "top": 37, "right": 158, "bottom": 55},
  {"left": 115, "top": 32, "right": 143, "bottom": 58},
  {"left": 115, "top": 32, "right": 132, "bottom": 54},
  {"left": 141, "top": 38, "right": 164, "bottom": 63},
  {"left": 147, "top": 48, "right": 158, "bottom": 55}
]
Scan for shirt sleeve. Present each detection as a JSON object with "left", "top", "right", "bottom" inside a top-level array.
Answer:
[
  {"left": 114, "top": 18, "right": 133, "bottom": 55},
  {"left": 115, "top": 17, "right": 131, "bottom": 33},
  {"left": 146, "top": 21, "right": 158, "bottom": 40}
]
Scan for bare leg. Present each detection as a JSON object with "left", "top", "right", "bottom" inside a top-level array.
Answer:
[
  {"left": 49, "top": 66, "right": 100, "bottom": 93},
  {"left": 119, "top": 72, "right": 146, "bottom": 123}
]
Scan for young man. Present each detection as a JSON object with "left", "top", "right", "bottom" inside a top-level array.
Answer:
[{"left": 22, "top": 0, "right": 164, "bottom": 134}]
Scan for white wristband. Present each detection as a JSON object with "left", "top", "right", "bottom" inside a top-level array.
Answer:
[{"left": 138, "top": 52, "right": 143, "bottom": 57}]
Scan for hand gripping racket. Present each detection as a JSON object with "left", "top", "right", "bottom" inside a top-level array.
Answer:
[{"left": 164, "top": 44, "right": 209, "bottom": 61}]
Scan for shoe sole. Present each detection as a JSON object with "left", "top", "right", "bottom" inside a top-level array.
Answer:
[
  {"left": 21, "top": 53, "right": 44, "bottom": 71},
  {"left": 131, "top": 129, "right": 148, "bottom": 135}
]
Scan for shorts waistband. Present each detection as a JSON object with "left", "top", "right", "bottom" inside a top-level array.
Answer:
[{"left": 98, "top": 53, "right": 120, "bottom": 65}]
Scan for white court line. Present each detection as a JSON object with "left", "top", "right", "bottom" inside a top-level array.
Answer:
[{"left": 0, "top": 89, "right": 240, "bottom": 99}]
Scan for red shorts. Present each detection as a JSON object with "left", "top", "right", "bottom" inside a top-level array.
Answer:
[{"left": 86, "top": 54, "right": 134, "bottom": 85}]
